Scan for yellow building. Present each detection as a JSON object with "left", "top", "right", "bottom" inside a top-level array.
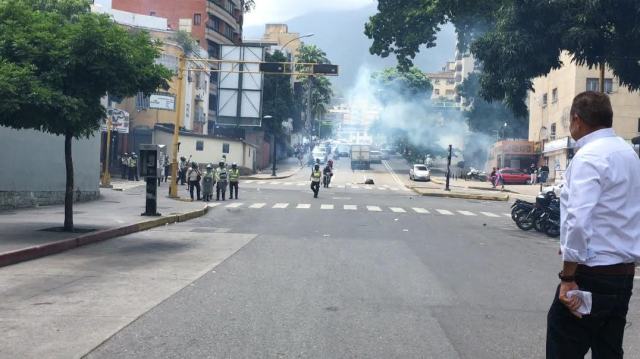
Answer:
[
  {"left": 528, "top": 51, "right": 640, "bottom": 180},
  {"left": 262, "top": 24, "right": 303, "bottom": 58},
  {"left": 427, "top": 61, "right": 457, "bottom": 102}
]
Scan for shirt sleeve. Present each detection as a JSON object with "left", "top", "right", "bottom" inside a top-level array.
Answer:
[{"left": 561, "top": 156, "right": 603, "bottom": 263}]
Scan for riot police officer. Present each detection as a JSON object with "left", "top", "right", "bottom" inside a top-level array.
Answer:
[
  {"left": 229, "top": 162, "right": 240, "bottom": 199},
  {"left": 120, "top": 153, "right": 129, "bottom": 179},
  {"left": 310, "top": 164, "right": 322, "bottom": 198},
  {"left": 215, "top": 161, "right": 228, "bottom": 201},
  {"left": 128, "top": 152, "right": 139, "bottom": 181}
]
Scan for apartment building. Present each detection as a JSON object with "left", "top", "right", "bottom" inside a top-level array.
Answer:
[
  {"left": 528, "top": 51, "right": 640, "bottom": 180},
  {"left": 427, "top": 61, "right": 457, "bottom": 102}
]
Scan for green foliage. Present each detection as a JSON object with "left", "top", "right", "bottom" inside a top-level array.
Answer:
[
  {"left": 174, "top": 30, "right": 197, "bottom": 56},
  {"left": 0, "top": 0, "right": 172, "bottom": 138},
  {"left": 366, "top": 0, "right": 640, "bottom": 116},
  {"left": 262, "top": 50, "right": 294, "bottom": 136},
  {"left": 242, "top": 0, "right": 255, "bottom": 13},
  {"left": 371, "top": 67, "right": 432, "bottom": 100},
  {"left": 295, "top": 44, "right": 334, "bottom": 135}
]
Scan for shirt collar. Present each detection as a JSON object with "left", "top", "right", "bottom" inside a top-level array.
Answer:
[{"left": 575, "top": 128, "right": 616, "bottom": 149}]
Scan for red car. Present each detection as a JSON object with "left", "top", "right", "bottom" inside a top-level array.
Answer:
[{"left": 498, "top": 168, "right": 531, "bottom": 184}]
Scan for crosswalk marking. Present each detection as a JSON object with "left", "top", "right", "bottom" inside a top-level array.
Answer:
[
  {"left": 481, "top": 212, "right": 500, "bottom": 218},
  {"left": 226, "top": 202, "right": 244, "bottom": 208},
  {"left": 249, "top": 203, "right": 266, "bottom": 209},
  {"left": 389, "top": 187, "right": 399, "bottom": 191},
  {"left": 207, "top": 203, "right": 221, "bottom": 208},
  {"left": 503, "top": 213, "right": 512, "bottom": 217},
  {"left": 458, "top": 210, "right": 476, "bottom": 216},
  {"left": 367, "top": 206, "right": 382, "bottom": 212},
  {"left": 273, "top": 203, "right": 289, "bottom": 209},
  {"left": 412, "top": 208, "right": 429, "bottom": 214},
  {"left": 297, "top": 182, "right": 306, "bottom": 186},
  {"left": 297, "top": 203, "right": 311, "bottom": 209},
  {"left": 244, "top": 180, "right": 255, "bottom": 184},
  {"left": 283, "top": 182, "right": 294, "bottom": 186},
  {"left": 390, "top": 207, "right": 406, "bottom": 213},
  {"left": 378, "top": 187, "right": 387, "bottom": 190},
  {"left": 344, "top": 205, "right": 358, "bottom": 210},
  {"left": 436, "top": 209, "right": 454, "bottom": 215},
  {"left": 351, "top": 185, "right": 360, "bottom": 189},
  {"left": 269, "top": 181, "right": 280, "bottom": 185},
  {"left": 321, "top": 204, "right": 334, "bottom": 210}
]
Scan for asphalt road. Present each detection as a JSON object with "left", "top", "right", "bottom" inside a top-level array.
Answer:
[{"left": 83, "top": 156, "right": 639, "bottom": 359}]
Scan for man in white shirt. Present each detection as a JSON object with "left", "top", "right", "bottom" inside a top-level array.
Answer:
[{"left": 547, "top": 91, "right": 640, "bottom": 358}]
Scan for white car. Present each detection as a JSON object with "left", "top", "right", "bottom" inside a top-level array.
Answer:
[
  {"left": 312, "top": 149, "right": 327, "bottom": 164},
  {"left": 410, "top": 164, "right": 431, "bottom": 181}
]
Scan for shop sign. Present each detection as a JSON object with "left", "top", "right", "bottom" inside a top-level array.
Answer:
[{"left": 544, "top": 137, "right": 574, "bottom": 153}]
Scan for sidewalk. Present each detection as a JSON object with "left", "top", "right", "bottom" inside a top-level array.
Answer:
[
  {"left": 0, "top": 187, "right": 207, "bottom": 266},
  {"left": 429, "top": 176, "right": 543, "bottom": 199},
  {"left": 242, "top": 156, "right": 304, "bottom": 180}
]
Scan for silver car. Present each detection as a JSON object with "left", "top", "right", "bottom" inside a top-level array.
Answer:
[{"left": 410, "top": 164, "right": 431, "bottom": 181}]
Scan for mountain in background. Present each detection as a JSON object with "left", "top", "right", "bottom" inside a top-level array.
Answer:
[{"left": 244, "top": 3, "right": 457, "bottom": 94}]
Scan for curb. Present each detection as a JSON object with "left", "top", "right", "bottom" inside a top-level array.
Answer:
[
  {"left": 241, "top": 165, "right": 304, "bottom": 180},
  {"left": 0, "top": 205, "right": 209, "bottom": 268},
  {"left": 408, "top": 187, "right": 510, "bottom": 201}
]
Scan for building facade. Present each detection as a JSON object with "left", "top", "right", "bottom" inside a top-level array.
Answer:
[
  {"left": 426, "top": 61, "right": 457, "bottom": 102},
  {"left": 528, "top": 51, "right": 640, "bottom": 180}
]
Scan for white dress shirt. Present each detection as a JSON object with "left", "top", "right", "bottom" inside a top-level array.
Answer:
[{"left": 560, "top": 128, "right": 640, "bottom": 266}]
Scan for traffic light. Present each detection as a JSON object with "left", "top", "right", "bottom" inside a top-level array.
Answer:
[
  {"left": 313, "top": 64, "right": 339, "bottom": 75},
  {"left": 259, "top": 63, "right": 285, "bottom": 73}
]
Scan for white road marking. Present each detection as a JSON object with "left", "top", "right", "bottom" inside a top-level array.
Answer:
[
  {"left": 273, "top": 203, "right": 289, "bottom": 209},
  {"left": 378, "top": 187, "right": 387, "bottom": 190},
  {"left": 503, "top": 213, "right": 512, "bottom": 217},
  {"left": 412, "top": 208, "right": 430, "bottom": 214},
  {"left": 350, "top": 185, "right": 360, "bottom": 189},
  {"left": 296, "top": 182, "right": 306, "bottom": 186},
  {"left": 436, "top": 209, "right": 454, "bottom": 215},
  {"left": 321, "top": 204, "right": 334, "bottom": 210},
  {"left": 458, "top": 210, "right": 476, "bottom": 216},
  {"left": 297, "top": 203, "right": 311, "bottom": 209},
  {"left": 344, "top": 205, "right": 358, "bottom": 210},
  {"left": 244, "top": 180, "right": 255, "bottom": 184},
  {"left": 207, "top": 203, "right": 221, "bottom": 208},
  {"left": 283, "top": 182, "right": 294, "bottom": 186},
  {"left": 249, "top": 203, "right": 266, "bottom": 209},
  {"left": 481, "top": 212, "right": 500, "bottom": 218},
  {"left": 269, "top": 181, "right": 280, "bottom": 185},
  {"left": 382, "top": 160, "right": 406, "bottom": 189},
  {"left": 367, "top": 206, "right": 382, "bottom": 212},
  {"left": 390, "top": 207, "right": 406, "bottom": 213},
  {"left": 226, "top": 202, "right": 244, "bottom": 208},
  {"left": 389, "top": 187, "right": 400, "bottom": 191}
]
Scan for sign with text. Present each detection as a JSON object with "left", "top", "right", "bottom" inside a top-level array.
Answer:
[
  {"left": 149, "top": 93, "right": 176, "bottom": 111},
  {"left": 101, "top": 108, "right": 130, "bottom": 134}
]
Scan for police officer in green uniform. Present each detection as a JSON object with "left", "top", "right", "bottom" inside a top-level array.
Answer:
[
  {"left": 229, "top": 162, "right": 240, "bottom": 199},
  {"left": 120, "top": 153, "right": 129, "bottom": 179},
  {"left": 201, "top": 164, "right": 215, "bottom": 202},
  {"left": 310, "top": 164, "right": 322, "bottom": 198},
  {"left": 215, "top": 161, "right": 228, "bottom": 201},
  {"left": 128, "top": 152, "right": 139, "bottom": 181}
]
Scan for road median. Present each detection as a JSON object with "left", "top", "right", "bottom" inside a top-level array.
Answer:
[
  {"left": 408, "top": 186, "right": 510, "bottom": 201},
  {"left": 0, "top": 205, "right": 209, "bottom": 268}
]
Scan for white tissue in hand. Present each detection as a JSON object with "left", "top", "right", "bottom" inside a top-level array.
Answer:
[{"left": 567, "top": 290, "right": 592, "bottom": 315}]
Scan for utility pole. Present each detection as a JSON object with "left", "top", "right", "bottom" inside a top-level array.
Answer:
[
  {"left": 307, "top": 75, "right": 314, "bottom": 139},
  {"left": 599, "top": 62, "right": 605, "bottom": 93},
  {"left": 445, "top": 144, "right": 452, "bottom": 191},
  {"left": 100, "top": 116, "right": 113, "bottom": 188},
  {"left": 169, "top": 55, "right": 186, "bottom": 198}
]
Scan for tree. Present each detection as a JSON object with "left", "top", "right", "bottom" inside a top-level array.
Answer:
[
  {"left": 0, "top": 0, "right": 172, "bottom": 231},
  {"left": 262, "top": 50, "right": 294, "bottom": 137},
  {"left": 242, "top": 0, "right": 255, "bottom": 13},
  {"left": 371, "top": 66, "right": 432, "bottom": 102},
  {"left": 365, "top": 0, "right": 640, "bottom": 116},
  {"left": 295, "top": 44, "right": 334, "bottom": 137}
]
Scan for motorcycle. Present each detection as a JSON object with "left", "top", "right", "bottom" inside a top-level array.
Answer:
[
  {"left": 323, "top": 172, "right": 333, "bottom": 188},
  {"left": 514, "top": 192, "right": 558, "bottom": 232},
  {"left": 467, "top": 167, "right": 488, "bottom": 182}
]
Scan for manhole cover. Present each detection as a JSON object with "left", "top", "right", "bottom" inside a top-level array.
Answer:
[{"left": 39, "top": 227, "right": 97, "bottom": 233}]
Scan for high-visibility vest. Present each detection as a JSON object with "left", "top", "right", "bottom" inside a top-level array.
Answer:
[
  {"left": 216, "top": 168, "right": 228, "bottom": 181},
  {"left": 121, "top": 157, "right": 128, "bottom": 165},
  {"left": 311, "top": 170, "right": 321, "bottom": 182},
  {"left": 128, "top": 158, "right": 137, "bottom": 168},
  {"left": 229, "top": 169, "right": 240, "bottom": 181}
]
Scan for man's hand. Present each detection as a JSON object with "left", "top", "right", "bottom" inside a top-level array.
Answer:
[{"left": 558, "top": 281, "right": 582, "bottom": 317}]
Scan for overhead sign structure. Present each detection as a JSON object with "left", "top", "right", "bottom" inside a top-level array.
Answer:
[
  {"left": 149, "top": 93, "right": 176, "bottom": 111},
  {"left": 101, "top": 108, "right": 130, "bottom": 134},
  {"left": 217, "top": 45, "right": 264, "bottom": 127}
]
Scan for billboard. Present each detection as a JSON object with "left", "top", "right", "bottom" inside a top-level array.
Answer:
[
  {"left": 217, "top": 45, "right": 264, "bottom": 127},
  {"left": 101, "top": 108, "right": 130, "bottom": 134},
  {"left": 149, "top": 93, "right": 176, "bottom": 111}
]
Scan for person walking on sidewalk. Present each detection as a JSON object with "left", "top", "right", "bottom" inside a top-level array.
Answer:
[
  {"left": 215, "top": 161, "right": 229, "bottom": 201},
  {"left": 128, "top": 152, "right": 139, "bottom": 181},
  {"left": 187, "top": 162, "right": 202, "bottom": 201},
  {"left": 546, "top": 91, "right": 640, "bottom": 359},
  {"left": 228, "top": 163, "right": 240, "bottom": 200},
  {"left": 529, "top": 163, "right": 537, "bottom": 185},
  {"left": 178, "top": 156, "right": 188, "bottom": 186},
  {"left": 201, "top": 164, "right": 215, "bottom": 202},
  {"left": 495, "top": 167, "right": 504, "bottom": 191},
  {"left": 120, "top": 153, "right": 129, "bottom": 179},
  {"left": 489, "top": 168, "right": 497, "bottom": 188},
  {"left": 310, "top": 164, "right": 322, "bottom": 198}
]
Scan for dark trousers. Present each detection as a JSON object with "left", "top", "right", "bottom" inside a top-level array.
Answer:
[
  {"left": 128, "top": 167, "right": 139, "bottom": 181},
  {"left": 546, "top": 269, "right": 634, "bottom": 359},
  {"left": 229, "top": 181, "right": 239, "bottom": 199},
  {"left": 311, "top": 182, "right": 320, "bottom": 197},
  {"left": 121, "top": 164, "right": 127, "bottom": 179},
  {"left": 216, "top": 181, "right": 227, "bottom": 200},
  {"left": 189, "top": 180, "right": 201, "bottom": 200}
]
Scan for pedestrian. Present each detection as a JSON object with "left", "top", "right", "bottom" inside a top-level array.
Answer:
[
  {"left": 201, "top": 164, "right": 215, "bottom": 202},
  {"left": 495, "top": 167, "right": 504, "bottom": 191},
  {"left": 310, "top": 164, "right": 321, "bottom": 198},
  {"left": 128, "top": 152, "right": 139, "bottom": 181},
  {"left": 228, "top": 162, "right": 240, "bottom": 200},
  {"left": 546, "top": 91, "right": 640, "bottom": 359},
  {"left": 178, "top": 156, "right": 188, "bottom": 185},
  {"left": 187, "top": 162, "right": 202, "bottom": 201},
  {"left": 215, "top": 161, "right": 228, "bottom": 201},
  {"left": 489, "top": 167, "right": 497, "bottom": 188},
  {"left": 529, "top": 163, "right": 537, "bottom": 185},
  {"left": 163, "top": 154, "right": 170, "bottom": 183},
  {"left": 120, "top": 153, "right": 128, "bottom": 179}
]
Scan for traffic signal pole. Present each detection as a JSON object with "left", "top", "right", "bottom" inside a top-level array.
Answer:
[{"left": 169, "top": 55, "right": 186, "bottom": 198}]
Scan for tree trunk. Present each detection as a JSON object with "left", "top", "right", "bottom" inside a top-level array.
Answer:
[
  {"left": 64, "top": 133, "right": 74, "bottom": 231},
  {"left": 599, "top": 62, "right": 605, "bottom": 93}
]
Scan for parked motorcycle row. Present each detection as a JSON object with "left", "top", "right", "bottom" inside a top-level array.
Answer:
[{"left": 510, "top": 191, "right": 560, "bottom": 238}]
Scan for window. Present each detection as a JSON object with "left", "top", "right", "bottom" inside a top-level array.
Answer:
[
  {"left": 434, "top": 79, "right": 440, "bottom": 84},
  {"left": 225, "top": 1, "right": 234, "bottom": 13},
  {"left": 196, "top": 141, "right": 204, "bottom": 151},
  {"left": 586, "top": 78, "right": 613, "bottom": 92},
  {"left": 207, "top": 40, "right": 220, "bottom": 58},
  {"left": 445, "top": 89, "right": 455, "bottom": 96},
  {"left": 446, "top": 79, "right": 455, "bottom": 85},
  {"left": 552, "top": 88, "right": 558, "bottom": 103},
  {"left": 149, "top": 11, "right": 156, "bottom": 16},
  {"left": 135, "top": 92, "right": 149, "bottom": 111},
  {"left": 550, "top": 123, "right": 557, "bottom": 140},
  {"left": 207, "top": 16, "right": 220, "bottom": 32},
  {"left": 638, "top": 118, "right": 640, "bottom": 132},
  {"left": 434, "top": 89, "right": 440, "bottom": 95},
  {"left": 193, "top": 13, "right": 201, "bottom": 25},
  {"left": 224, "top": 24, "right": 234, "bottom": 39},
  {"left": 222, "top": 143, "right": 230, "bottom": 154},
  {"left": 209, "top": 94, "right": 218, "bottom": 111},
  {"left": 542, "top": 93, "right": 548, "bottom": 107}
]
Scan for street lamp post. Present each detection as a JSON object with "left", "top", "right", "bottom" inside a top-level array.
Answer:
[{"left": 264, "top": 115, "right": 277, "bottom": 176}]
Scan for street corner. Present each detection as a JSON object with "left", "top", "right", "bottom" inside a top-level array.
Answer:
[{"left": 409, "top": 187, "right": 510, "bottom": 201}]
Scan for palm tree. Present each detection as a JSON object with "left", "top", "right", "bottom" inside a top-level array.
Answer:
[{"left": 296, "top": 45, "right": 334, "bottom": 137}]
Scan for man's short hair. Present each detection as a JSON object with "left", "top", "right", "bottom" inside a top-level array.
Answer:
[{"left": 570, "top": 91, "right": 613, "bottom": 128}]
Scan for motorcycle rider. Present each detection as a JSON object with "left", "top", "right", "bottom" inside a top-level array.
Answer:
[
  {"left": 322, "top": 163, "right": 333, "bottom": 188},
  {"left": 215, "top": 161, "right": 228, "bottom": 201},
  {"left": 310, "top": 164, "right": 322, "bottom": 198}
]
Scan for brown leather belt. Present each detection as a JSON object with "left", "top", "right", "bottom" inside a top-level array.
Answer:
[{"left": 577, "top": 263, "right": 637, "bottom": 276}]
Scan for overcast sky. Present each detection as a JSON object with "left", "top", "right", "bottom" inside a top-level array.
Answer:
[{"left": 244, "top": 0, "right": 376, "bottom": 27}]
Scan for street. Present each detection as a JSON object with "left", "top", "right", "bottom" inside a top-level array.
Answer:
[{"left": 3, "top": 155, "right": 637, "bottom": 358}]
